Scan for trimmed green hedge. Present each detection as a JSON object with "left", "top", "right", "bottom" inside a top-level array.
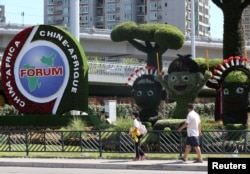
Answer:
[{"left": 0, "top": 115, "right": 100, "bottom": 127}]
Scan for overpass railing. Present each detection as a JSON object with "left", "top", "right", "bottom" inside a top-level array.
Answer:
[
  {"left": 0, "top": 130, "right": 249, "bottom": 157},
  {"left": 87, "top": 61, "right": 145, "bottom": 77}
]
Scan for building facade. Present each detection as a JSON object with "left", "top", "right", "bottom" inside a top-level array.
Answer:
[
  {"left": 243, "top": 6, "right": 250, "bottom": 45},
  {"left": 0, "top": 5, "right": 5, "bottom": 23},
  {"left": 44, "top": 0, "right": 210, "bottom": 38}
]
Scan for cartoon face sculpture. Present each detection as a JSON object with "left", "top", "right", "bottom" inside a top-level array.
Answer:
[
  {"left": 165, "top": 54, "right": 209, "bottom": 98},
  {"left": 126, "top": 66, "right": 164, "bottom": 123},
  {"left": 132, "top": 75, "right": 163, "bottom": 110},
  {"left": 155, "top": 54, "right": 211, "bottom": 119},
  {"left": 167, "top": 72, "right": 201, "bottom": 95},
  {"left": 222, "top": 71, "right": 250, "bottom": 113},
  {"left": 210, "top": 56, "right": 250, "bottom": 126}
]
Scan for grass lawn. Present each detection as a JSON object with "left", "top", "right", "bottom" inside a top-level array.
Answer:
[{"left": 0, "top": 152, "right": 250, "bottom": 160}]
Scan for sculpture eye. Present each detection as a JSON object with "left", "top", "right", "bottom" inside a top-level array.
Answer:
[
  {"left": 147, "top": 90, "right": 154, "bottom": 96},
  {"left": 182, "top": 75, "right": 189, "bottom": 81},
  {"left": 136, "top": 91, "right": 142, "bottom": 96},
  {"left": 236, "top": 87, "right": 244, "bottom": 94},
  {"left": 170, "top": 75, "right": 177, "bottom": 81},
  {"left": 223, "top": 88, "right": 229, "bottom": 95}
]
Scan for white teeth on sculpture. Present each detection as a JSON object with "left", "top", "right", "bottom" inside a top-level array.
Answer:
[
  {"left": 217, "top": 64, "right": 226, "bottom": 71},
  {"left": 212, "top": 75, "right": 221, "bottom": 80},
  {"left": 214, "top": 69, "right": 222, "bottom": 75},
  {"left": 126, "top": 66, "right": 164, "bottom": 86},
  {"left": 223, "top": 60, "right": 230, "bottom": 68},
  {"left": 210, "top": 56, "right": 250, "bottom": 85}
]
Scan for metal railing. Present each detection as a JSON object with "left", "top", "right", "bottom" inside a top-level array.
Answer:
[
  {"left": 0, "top": 130, "right": 249, "bottom": 157},
  {"left": 87, "top": 61, "right": 145, "bottom": 77}
]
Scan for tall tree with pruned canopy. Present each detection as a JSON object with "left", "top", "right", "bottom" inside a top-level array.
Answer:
[
  {"left": 212, "top": 0, "right": 250, "bottom": 58},
  {"left": 110, "top": 21, "right": 185, "bottom": 71},
  {"left": 210, "top": 0, "right": 250, "bottom": 128},
  {"left": 111, "top": 21, "right": 185, "bottom": 124}
]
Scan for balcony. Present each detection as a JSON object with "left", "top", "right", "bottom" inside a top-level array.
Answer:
[
  {"left": 54, "top": 10, "right": 63, "bottom": 15},
  {"left": 54, "top": 0, "right": 62, "bottom": 5},
  {"left": 96, "top": 16, "right": 104, "bottom": 22}
]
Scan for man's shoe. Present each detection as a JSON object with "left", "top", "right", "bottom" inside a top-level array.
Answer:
[
  {"left": 193, "top": 159, "right": 203, "bottom": 163},
  {"left": 179, "top": 157, "right": 186, "bottom": 162}
]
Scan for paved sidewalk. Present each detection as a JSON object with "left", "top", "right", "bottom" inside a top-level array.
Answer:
[{"left": 0, "top": 158, "right": 207, "bottom": 171}]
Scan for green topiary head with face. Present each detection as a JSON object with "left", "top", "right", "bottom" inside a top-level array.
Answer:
[
  {"left": 154, "top": 54, "right": 211, "bottom": 119},
  {"left": 222, "top": 70, "right": 250, "bottom": 113},
  {"left": 211, "top": 56, "right": 250, "bottom": 126},
  {"left": 167, "top": 54, "right": 201, "bottom": 96}
]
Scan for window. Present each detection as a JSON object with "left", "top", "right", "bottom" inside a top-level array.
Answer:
[
  {"left": 245, "top": 17, "right": 249, "bottom": 23},
  {"left": 80, "top": 6, "right": 88, "bottom": 13},
  {"left": 244, "top": 9, "right": 249, "bottom": 15},
  {"left": 107, "top": 14, "right": 116, "bottom": 21},
  {"left": 63, "top": 0, "right": 68, "bottom": 4},
  {"left": 137, "top": 6, "right": 145, "bottom": 13},
  {"left": 63, "top": 7, "right": 69, "bottom": 14},
  {"left": 125, "top": 13, "right": 132, "bottom": 20},
  {"left": 149, "top": 12, "right": 157, "bottom": 21},
  {"left": 48, "top": 7, "right": 54, "bottom": 14},
  {"left": 48, "top": 0, "right": 54, "bottom": 5},
  {"left": 47, "top": 16, "right": 53, "bottom": 24},
  {"left": 63, "top": 16, "right": 69, "bottom": 23},
  {"left": 125, "top": 4, "right": 132, "bottom": 11},
  {"left": 107, "top": 24, "right": 116, "bottom": 29},
  {"left": 81, "top": 24, "right": 89, "bottom": 28},
  {"left": 245, "top": 24, "right": 250, "bottom": 30},
  {"left": 107, "top": 4, "right": 116, "bottom": 12},
  {"left": 150, "top": 3, "right": 157, "bottom": 10},
  {"left": 81, "top": 15, "right": 88, "bottom": 23},
  {"left": 81, "top": 0, "right": 88, "bottom": 4}
]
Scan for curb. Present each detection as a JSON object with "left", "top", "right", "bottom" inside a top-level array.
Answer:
[{"left": 0, "top": 158, "right": 208, "bottom": 171}]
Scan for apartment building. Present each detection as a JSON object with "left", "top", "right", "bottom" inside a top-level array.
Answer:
[
  {"left": 0, "top": 5, "right": 5, "bottom": 23},
  {"left": 243, "top": 6, "right": 250, "bottom": 45},
  {"left": 43, "top": 0, "right": 210, "bottom": 38}
]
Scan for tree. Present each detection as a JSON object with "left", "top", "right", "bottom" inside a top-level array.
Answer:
[
  {"left": 211, "top": 1, "right": 250, "bottom": 128},
  {"left": 212, "top": 0, "right": 250, "bottom": 58},
  {"left": 110, "top": 21, "right": 185, "bottom": 71}
]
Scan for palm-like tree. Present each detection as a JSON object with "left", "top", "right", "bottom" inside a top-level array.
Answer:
[{"left": 212, "top": 0, "right": 250, "bottom": 58}]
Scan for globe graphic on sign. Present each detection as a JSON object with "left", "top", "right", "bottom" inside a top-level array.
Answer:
[{"left": 19, "top": 46, "right": 66, "bottom": 98}]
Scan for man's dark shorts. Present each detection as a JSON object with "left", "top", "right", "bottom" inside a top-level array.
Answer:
[{"left": 186, "top": 136, "right": 200, "bottom": 147}]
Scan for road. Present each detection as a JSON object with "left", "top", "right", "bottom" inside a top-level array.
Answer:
[{"left": 0, "top": 167, "right": 206, "bottom": 174}]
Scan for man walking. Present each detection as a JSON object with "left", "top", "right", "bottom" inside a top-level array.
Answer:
[{"left": 177, "top": 103, "right": 203, "bottom": 163}]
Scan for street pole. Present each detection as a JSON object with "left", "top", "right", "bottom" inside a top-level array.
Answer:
[
  {"left": 191, "top": 0, "right": 196, "bottom": 59},
  {"left": 70, "top": 0, "right": 80, "bottom": 41}
]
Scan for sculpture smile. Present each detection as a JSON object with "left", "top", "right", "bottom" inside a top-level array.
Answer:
[{"left": 174, "top": 85, "right": 187, "bottom": 91}]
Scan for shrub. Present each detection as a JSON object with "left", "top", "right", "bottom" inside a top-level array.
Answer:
[{"left": 0, "top": 104, "right": 22, "bottom": 116}]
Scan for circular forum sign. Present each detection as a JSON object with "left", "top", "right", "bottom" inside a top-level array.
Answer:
[{"left": 1, "top": 25, "right": 88, "bottom": 114}]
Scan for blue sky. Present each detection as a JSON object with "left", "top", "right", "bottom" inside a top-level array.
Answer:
[
  {"left": 1, "top": 0, "right": 224, "bottom": 39},
  {"left": 1, "top": 0, "right": 44, "bottom": 25}
]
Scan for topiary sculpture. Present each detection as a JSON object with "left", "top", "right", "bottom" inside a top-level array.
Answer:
[
  {"left": 126, "top": 66, "right": 165, "bottom": 125},
  {"left": 155, "top": 54, "right": 212, "bottom": 119},
  {"left": 208, "top": 56, "right": 250, "bottom": 128}
]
